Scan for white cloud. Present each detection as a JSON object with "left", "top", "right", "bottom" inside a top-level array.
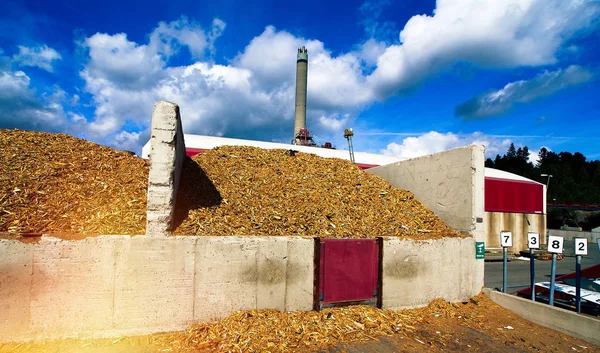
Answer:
[
  {"left": 69, "top": 112, "right": 87, "bottom": 123},
  {"left": 0, "top": 69, "right": 68, "bottom": 130},
  {"left": 12, "top": 45, "right": 62, "bottom": 72},
  {"left": 456, "top": 65, "right": 594, "bottom": 119},
  {"left": 365, "top": 0, "right": 599, "bottom": 99},
  {"left": 318, "top": 113, "right": 351, "bottom": 132},
  {"left": 359, "top": 0, "right": 397, "bottom": 41},
  {"left": 148, "top": 17, "right": 226, "bottom": 59},
  {"left": 358, "top": 38, "right": 387, "bottom": 67},
  {"left": 380, "top": 131, "right": 513, "bottom": 159},
  {"left": 81, "top": 33, "right": 165, "bottom": 90},
  {"left": 113, "top": 130, "right": 142, "bottom": 152}
]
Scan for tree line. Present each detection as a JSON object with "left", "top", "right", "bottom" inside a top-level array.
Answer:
[{"left": 485, "top": 144, "right": 600, "bottom": 203}]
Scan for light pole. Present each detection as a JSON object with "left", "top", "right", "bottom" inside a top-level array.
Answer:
[
  {"left": 541, "top": 174, "right": 552, "bottom": 190},
  {"left": 541, "top": 173, "right": 556, "bottom": 306},
  {"left": 344, "top": 128, "right": 355, "bottom": 164}
]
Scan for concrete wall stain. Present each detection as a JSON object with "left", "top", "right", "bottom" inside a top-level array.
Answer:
[
  {"left": 238, "top": 263, "right": 258, "bottom": 282},
  {"left": 257, "top": 257, "right": 286, "bottom": 285},
  {"left": 284, "top": 260, "right": 306, "bottom": 284},
  {"left": 384, "top": 259, "right": 428, "bottom": 279}
]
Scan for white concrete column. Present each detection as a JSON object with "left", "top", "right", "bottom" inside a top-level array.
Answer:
[{"left": 146, "top": 101, "right": 186, "bottom": 236}]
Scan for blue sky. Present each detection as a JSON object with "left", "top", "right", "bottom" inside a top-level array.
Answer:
[{"left": 1, "top": 0, "right": 599, "bottom": 161}]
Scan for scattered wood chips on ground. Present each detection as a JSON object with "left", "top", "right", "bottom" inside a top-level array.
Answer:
[
  {"left": 1, "top": 129, "right": 461, "bottom": 239},
  {"left": 2, "top": 294, "right": 597, "bottom": 353}
]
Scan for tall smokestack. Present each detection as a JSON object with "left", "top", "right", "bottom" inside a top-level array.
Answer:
[{"left": 293, "top": 46, "right": 308, "bottom": 142}]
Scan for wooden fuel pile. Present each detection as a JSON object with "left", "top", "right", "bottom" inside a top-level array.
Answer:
[{"left": 1, "top": 129, "right": 462, "bottom": 239}]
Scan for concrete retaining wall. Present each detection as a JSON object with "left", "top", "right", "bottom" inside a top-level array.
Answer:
[
  {"left": 548, "top": 229, "right": 600, "bottom": 243},
  {"left": 367, "top": 145, "right": 485, "bottom": 241},
  {"left": 1, "top": 234, "right": 484, "bottom": 343},
  {"left": 146, "top": 101, "right": 186, "bottom": 236},
  {"left": 0, "top": 236, "right": 314, "bottom": 342},
  {"left": 381, "top": 237, "right": 482, "bottom": 309},
  {"left": 483, "top": 288, "right": 600, "bottom": 346},
  {"left": 485, "top": 212, "right": 546, "bottom": 252}
]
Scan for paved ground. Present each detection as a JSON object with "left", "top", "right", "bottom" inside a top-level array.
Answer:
[{"left": 485, "top": 240, "right": 600, "bottom": 292}]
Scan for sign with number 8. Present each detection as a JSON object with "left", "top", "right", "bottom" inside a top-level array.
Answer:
[
  {"left": 547, "top": 235, "right": 564, "bottom": 254},
  {"left": 527, "top": 232, "right": 540, "bottom": 249}
]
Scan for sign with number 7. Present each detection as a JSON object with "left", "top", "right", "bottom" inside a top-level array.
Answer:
[
  {"left": 547, "top": 235, "right": 564, "bottom": 254},
  {"left": 500, "top": 231, "right": 512, "bottom": 247}
]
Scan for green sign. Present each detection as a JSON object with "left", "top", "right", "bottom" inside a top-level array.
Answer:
[{"left": 476, "top": 242, "right": 485, "bottom": 259}]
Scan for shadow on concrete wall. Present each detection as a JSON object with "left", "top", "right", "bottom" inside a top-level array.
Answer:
[{"left": 172, "top": 157, "right": 222, "bottom": 229}]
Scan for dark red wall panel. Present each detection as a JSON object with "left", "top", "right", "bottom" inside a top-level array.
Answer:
[
  {"left": 319, "top": 239, "right": 379, "bottom": 303},
  {"left": 485, "top": 177, "right": 544, "bottom": 214},
  {"left": 185, "top": 147, "right": 207, "bottom": 157}
]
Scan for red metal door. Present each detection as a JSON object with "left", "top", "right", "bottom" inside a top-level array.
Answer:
[{"left": 318, "top": 239, "right": 380, "bottom": 304}]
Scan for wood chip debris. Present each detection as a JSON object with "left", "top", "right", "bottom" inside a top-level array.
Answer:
[{"left": 176, "top": 305, "right": 414, "bottom": 352}]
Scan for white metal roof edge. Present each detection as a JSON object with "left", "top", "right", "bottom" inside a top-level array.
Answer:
[
  {"left": 142, "top": 134, "right": 404, "bottom": 166},
  {"left": 142, "top": 135, "right": 543, "bottom": 185},
  {"left": 484, "top": 167, "right": 544, "bottom": 185}
]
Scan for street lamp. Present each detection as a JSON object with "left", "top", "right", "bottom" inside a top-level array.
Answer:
[
  {"left": 540, "top": 173, "right": 557, "bottom": 306},
  {"left": 541, "top": 174, "right": 552, "bottom": 190}
]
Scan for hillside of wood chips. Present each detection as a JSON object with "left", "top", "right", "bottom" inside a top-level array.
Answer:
[
  {"left": 1, "top": 129, "right": 461, "bottom": 239},
  {"left": 173, "top": 145, "right": 462, "bottom": 239},
  {"left": 0, "top": 129, "right": 148, "bottom": 235}
]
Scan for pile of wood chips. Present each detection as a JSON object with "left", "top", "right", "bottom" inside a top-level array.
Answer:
[
  {"left": 0, "top": 129, "right": 148, "bottom": 235},
  {"left": 174, "top": 146, "right": 461, "bottom": 239},
  {"left": 1, "top": 129, "right": 461, "bottom": 239},
  {"left": 176, "top": 305, "right": 412, "bottom": 352},
  {"left": 169, "top": 295, "right": 489, "bottom": 352}
]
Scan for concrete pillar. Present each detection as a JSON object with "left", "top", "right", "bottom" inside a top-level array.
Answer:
[{"left": 146, "top": 101, "right": 186, "bottom": 236}]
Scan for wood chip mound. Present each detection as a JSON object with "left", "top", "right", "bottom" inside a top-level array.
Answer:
[
  {"left": 0, "top": 129, "right": 148, "bottom": 235},
  {"left": 174, "top": 146, "right": 462, "bottom": 239},
  {"left": 1, "top": 130, "right": 461, "bottom": 239}
]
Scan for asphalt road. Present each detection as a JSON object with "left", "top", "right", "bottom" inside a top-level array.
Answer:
[{"left": 484, "top": 240, "right": 600, "bottom": 292}]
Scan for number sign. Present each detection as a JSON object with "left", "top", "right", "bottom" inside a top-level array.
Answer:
[
  {"left": 574, "top": 238, "right": 588, "bottom": 256},
  {"left": 547, "top": 235, "right": 564, "bottom": 254},
  {"left": 500, "top": 231, "right": 512, "bottom": 247},
  {"left": 527, "top": 232, "right": 540, "bottom": 249}
]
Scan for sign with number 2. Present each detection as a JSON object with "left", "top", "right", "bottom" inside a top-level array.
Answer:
[
  {"left": 547, "top": 235, "right": 564, "bottom": 254},
  {"left": 574, "top": 238, "right": 588, "bottom": 256}
]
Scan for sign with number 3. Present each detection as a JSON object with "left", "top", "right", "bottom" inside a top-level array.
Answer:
[
  {"left": 547, "top": 235, "right": 564, "bottom": 254},
  {"left": 527, "top": 232, "right": 540, "bottom": 249}
]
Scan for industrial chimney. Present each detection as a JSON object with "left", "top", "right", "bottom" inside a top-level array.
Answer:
[{"left": 293, "top": 46, "right": 308, "bottom": 144}]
